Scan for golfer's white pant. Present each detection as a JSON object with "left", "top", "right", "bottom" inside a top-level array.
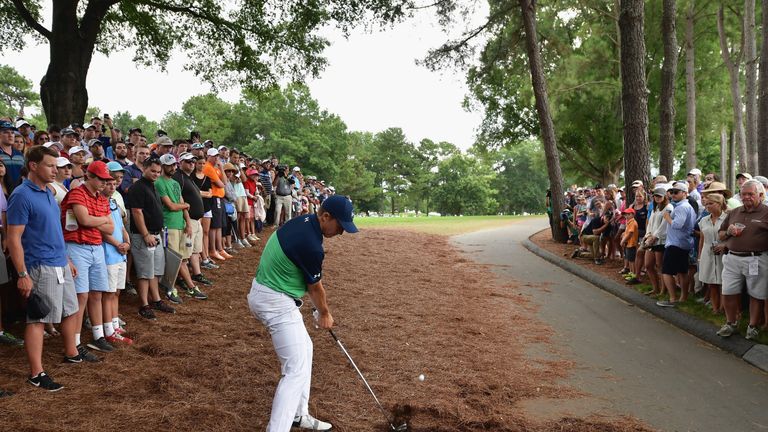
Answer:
[{"left": 247, "top": 280, "right": 312, "bottom": 432}]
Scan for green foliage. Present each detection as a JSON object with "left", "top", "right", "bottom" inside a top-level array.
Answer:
[
  {"left": 489, "top": 139, "right": 549, "bottom": 214},
  {"left": 0, "top": 64, "right": 39, "bottom": 117},
  {"left": 112, "top": 111, "right": 160, "bottom": 138},
  {"left": 432, "top": 153, "right": 498, "bottom": 215},
  {"left": 2, "top": 1, "right": 411, "bottom": 94}
]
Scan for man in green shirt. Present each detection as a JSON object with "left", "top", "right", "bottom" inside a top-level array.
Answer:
[
  {"left": 247, "top": 195, "right": 358, "bottom": 432},
  {"left": 156, "top": 154, "right": 207, "bottom": 303}
]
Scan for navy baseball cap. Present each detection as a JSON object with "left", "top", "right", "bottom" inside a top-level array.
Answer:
[
  {"left": 0, "top": 120, "right": 17, "bottom": 131},
  {"left": 321, "top": 195, "right": 358, "bottom": 233}
]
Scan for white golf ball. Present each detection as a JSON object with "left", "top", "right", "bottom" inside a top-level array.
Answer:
[{"left": 418, "top": 374, "right": 425, "bottom": 381}]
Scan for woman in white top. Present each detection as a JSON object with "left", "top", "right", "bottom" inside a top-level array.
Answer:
[
  {"left": 642, "top": 185, "right": 673, "bottom": 297},
  {"left": 51, "top": 156, "right": 72, "bottom": 205},
  {"left": 697, "top": 193, "right": 727, "bottom": 314}
]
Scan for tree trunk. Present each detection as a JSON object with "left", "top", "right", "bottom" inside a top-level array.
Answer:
[
  {"left": 519, "top": 0, "right": 566, "bottom": 242},
  {"left": 619, "top": 0, "right": 650, "bottom": 190},
  {"left": 730, "top": 128, "right": 737, "bottom": 189},
  {"left": 721, "top": 125, "right": 728, "bottom": 185},
  {"left": 717, "top": 5, "right": 748, "bottom": 173},
  {"left": 758, "top": 0, "right": 768, "bottom": 174},
  {"left": 684, "top": 1, "right": 697, "bottom": 171},
  {"left": 659, "top": 0, "right": 677, "bottom": 177},
  {"left": 39, "top": 1, "right": 105, "bottom": 127},
  {"left": 744, "top": 0, "right": 758, "bottom": 173}
]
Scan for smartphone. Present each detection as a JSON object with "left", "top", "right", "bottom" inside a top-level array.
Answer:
[{"left": 104, "top": 113, "right": 110, "bottom": 119}]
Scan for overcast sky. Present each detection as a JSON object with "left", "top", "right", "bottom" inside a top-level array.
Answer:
[{"left": 0, "top": 7, "right": 485, "bottom": 150}]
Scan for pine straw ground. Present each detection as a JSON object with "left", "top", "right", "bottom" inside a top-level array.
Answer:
[{"left": 0, "top": 228, "right": 651, "bottom": 432}]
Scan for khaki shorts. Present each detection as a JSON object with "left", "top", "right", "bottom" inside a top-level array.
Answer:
[
  {"left": 721, "top": 253, "right": 768, "bottom": 299},
  {"left": 236, "top": 196, "right": 249, "bottom": 214},
  {"left": 167, "top": 228, "right": 192, "bottom": 260},
  {"left": 190, "top": 219, "right": 203, "bottom": 254}
]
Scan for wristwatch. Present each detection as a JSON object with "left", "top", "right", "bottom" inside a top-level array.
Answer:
[{"left": 18, "top": 271, "right": 28, "bottom": 278}]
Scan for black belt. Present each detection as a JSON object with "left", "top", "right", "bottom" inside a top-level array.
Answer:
[
  {"left": 148, "top": 231, "right": 161, "bottom": 236},
  {"left": 728, "top": 251, "right": 762, "bottom": 257}
]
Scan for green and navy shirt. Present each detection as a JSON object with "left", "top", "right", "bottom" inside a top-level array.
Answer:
[{"left": 255, "top": 214, "right": 324, "bottom": 298}]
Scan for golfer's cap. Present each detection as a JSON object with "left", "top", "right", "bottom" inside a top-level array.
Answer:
[
  {"left": 87, "top": 138, "right": 102, "bottom": 147},
  {"left": 157, "top": 136, "right": 173, "bottom": 146},
  {"left": 44, "top": 141, "right": 64, "bottom": 151},
  {"left": 246, "top": 168, "right": 259, "bottom": 176},
  {"left": 87, "top": 160, "right": 112, "bottom": 180},
  {"left": 218, "top": 145, "right": 228, "bottom": 151},
  {"left": 0, "top": 120, "right": 17, "bottom": 131},
  {"left": 68, "top": 146, "right": 86, "bottom": 156},
  {"left": 622, "top": 207, "right": 635, "bottom": 215},
  {"left": 128, "top": 127, "right": 142, "bottom": 135},
  {"left": 55, "top": 157, "right": 72, "bottom": 168},
  {"left": 206, "top": 148, "right": 219, "bottom": 157},
  {"left": 737, "top": 172, "right": 753, "bottom": 180},
  {"left": 178, "top": 152, "right": 196, "bottom": 161},
  {"left": 292, "top": 166, "right": 300, "bottom": 172},
  {"left": 60, "top": 127, "right": 77, "bottom": 136},
  {"left": 190, "top": 143, "right": 204, "bottom": 150},
  {"left": 653, "top": 185, "right": 669, "bottom": 196},
  {"left": 159, "top": 154, "right": 177, "bottom": 165},
  {"left": 15, "top": 119, "right": 29, "bottom": 128},
  {"left": 262, "top": 159, "right": 271, "bottom": 164},
  {"left": 670, "top": 181, "right": 688, "bottom": 192},
  {"left": 106, "top": 161, "right": 125, "bottom": 172},
  {"left": 321, "top": 195, "right": 358, "bottom": 233},
  {"left": 631, "top": 180, "right": 643, "bottom": 187},
  {"left": 84, "top": 123, "right": 96, "bottom": 130},
  {"left": 156, "top": 129, "right": 167, "bottom": 137},
  {"left": 688, "top": 168, "right": 702, "bottom": 176}
]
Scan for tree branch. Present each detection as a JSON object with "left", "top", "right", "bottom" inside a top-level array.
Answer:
[{"left": 10, "top": 0, "right": 51, "bottom": 40}]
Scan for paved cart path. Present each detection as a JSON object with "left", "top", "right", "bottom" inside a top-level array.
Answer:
[{"left": 452, "top": 217, "right": 768, "bottom": 432}]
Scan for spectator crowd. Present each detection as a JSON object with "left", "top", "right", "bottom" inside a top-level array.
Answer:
[
  {"left": 0, "top": 116, "right": 342, "bottom": 394},
  {"left": 559, "top": 170, "right": 768, "bottom": 343}
]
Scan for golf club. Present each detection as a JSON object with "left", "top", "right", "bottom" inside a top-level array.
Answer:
[
  {"left": 313, "top": 308, "right": 407, "bottom": 431},
  {"left": 327, "top": 328, "right": 408, "bottom": 432}
]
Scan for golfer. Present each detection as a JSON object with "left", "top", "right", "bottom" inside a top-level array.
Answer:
[{"left": 247, "top": 195, "right": 358, "bottom": 432}]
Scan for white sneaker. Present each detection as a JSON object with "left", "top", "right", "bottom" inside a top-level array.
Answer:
[
  {"left": 746, "top": 325, "right": 759, "bottom": 340},
  {"left": 292, "top": 414, "right": 332, "bottom": 431},
  {"left": 717, "top": 323, "right": 737, "bottom": 338},
  {"left": 241, "top": 239, "right": 252, "bottom": 247}
]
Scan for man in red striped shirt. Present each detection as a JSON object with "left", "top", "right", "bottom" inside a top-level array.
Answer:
[{"left": 60, "top": 161, "right": 115, "bottom": 360}]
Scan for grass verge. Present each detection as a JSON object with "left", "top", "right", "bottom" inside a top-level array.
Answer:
[
  {"left": 355, "top": 214, "right": 539, "bottom": 236},
  {"left": 626, "top": 282, "right": 768, "bottom": 345}
]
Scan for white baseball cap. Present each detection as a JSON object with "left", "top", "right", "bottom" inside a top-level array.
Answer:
[
  {"left": 292, "top": 166, "right": 300, "bottom": 172},
  {"left": 15, "top": 119, "right": 30, "bottom": 128},
  {"left": 68, "top": 146, "right": 86, "bottom": 156},
  {"left": 44, "top": 141, "right": 64, "bottom": 151},
  {"left": 206, "top": 148, "right": 219, "bottom": 157},
  {"left": 688, "top": 168, "right": 702, "bottom": 176},
  {"left": 159, "top": 154, "right": 177, "bottom": 165},
  {"left": 55, "top": 157, "right": 72, "bottom": 168}
]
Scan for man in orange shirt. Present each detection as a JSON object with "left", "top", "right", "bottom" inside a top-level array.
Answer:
[{"left": 202, "top": 148, "right": 231, "bottom": 261}]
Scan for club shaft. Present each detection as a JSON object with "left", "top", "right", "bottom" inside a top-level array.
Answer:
[{"left": 331, "top": 330, "right": 396, "bottom": 429}]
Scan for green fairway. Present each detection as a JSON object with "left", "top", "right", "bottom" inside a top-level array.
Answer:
[{"left": 354, "top": 214, "right": 543, "bottom": 235}]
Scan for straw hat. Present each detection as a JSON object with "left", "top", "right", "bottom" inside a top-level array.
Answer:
[{"left": 702, "top": 181, "right": 732, "bottom": 199}]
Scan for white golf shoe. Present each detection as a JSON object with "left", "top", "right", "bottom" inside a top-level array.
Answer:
[{"left": 292, "top": 414, "right": 332, "bottom": 431}]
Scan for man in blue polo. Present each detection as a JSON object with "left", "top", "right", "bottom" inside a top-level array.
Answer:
[
  {"left": 247, "top": 195, "right": 358, "bottom": 432},
  {"left": 7, "top": 146, "right": 81, "bottom": 391}
]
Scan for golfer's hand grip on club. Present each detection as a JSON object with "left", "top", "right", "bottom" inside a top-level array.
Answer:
[{"left": 313, "top": 308, "right": 334, "bottom": 329}]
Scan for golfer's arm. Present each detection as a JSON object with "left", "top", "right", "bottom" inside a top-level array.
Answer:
[{"left": 307, "top": 280, "right": 330, "bottom": 316}]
